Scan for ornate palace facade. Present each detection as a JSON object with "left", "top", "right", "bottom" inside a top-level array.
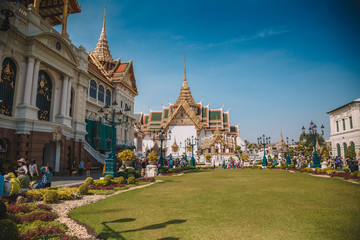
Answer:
[
  {"left": 0, "top": 1, "right": 138, "bottom": 173},
  {"left": 135, "top": 62, "right": 244, "bottom": 163}
]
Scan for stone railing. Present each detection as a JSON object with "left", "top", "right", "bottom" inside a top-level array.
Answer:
[{"left": 84, "top": 141, "right": 107, "bottom": 164}]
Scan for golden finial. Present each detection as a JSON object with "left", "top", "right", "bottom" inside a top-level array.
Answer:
[{"left": 183, "top": 51, "right": 188, "bottom": 87}]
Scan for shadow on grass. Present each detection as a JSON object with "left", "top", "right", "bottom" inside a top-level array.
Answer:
[
  {"left": 158, "top": 237, "right": 180, "bottom": 240},
  {"left": 98, "top": 219, "right": 186, "bottom": 239}
]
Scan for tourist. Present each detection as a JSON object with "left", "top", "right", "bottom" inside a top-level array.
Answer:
[
  {"left": 86, "top": 160, "right": 92, "bottom": 177},
  {"left": 79, "top": 160, "right": 85, "bottom": 176},
  {"left": 4, "top": 172, "right": 20, "bottom": 195},
  {"left": 29, "top": 159, "right": 39, "bottom": 181},
  {"left": 0, "top": 172, "right": 4, "bottom": 197},
  {"left": 36, "top": 166, "right": 53, "bottom": 189},
  {"left": 17, "top": 158, "right": 29, "bottom": 175},
  {"left": 222, "top": 159, "right": 225, "bottom": 169},
  {"left": 16, "top": 169, "right": 30, "bottom": 192}
]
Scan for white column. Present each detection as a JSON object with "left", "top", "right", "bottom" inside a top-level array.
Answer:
[
  {"left": 23, "top": 57, "right": 35, "bottom": 104},
  {"left": 60, "top": 75, "right": 69, "bottom": 115},
  {"left": 55, "top": 142, "right": 61, "bottom": 172},
  {"left": 30, "top": 59, "right": 41, "bottom": 106},
  {"left": 65, "top": 80, "right": 72, "bottom": 116}
]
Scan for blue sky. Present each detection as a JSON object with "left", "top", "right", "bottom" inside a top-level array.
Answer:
[{"left": 61, "top": 0, "right": 360, "bottom": 143}]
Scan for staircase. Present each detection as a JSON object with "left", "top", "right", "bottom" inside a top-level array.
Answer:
[{"left": 84, "top": 141, "right": 107, "bottom": 164}]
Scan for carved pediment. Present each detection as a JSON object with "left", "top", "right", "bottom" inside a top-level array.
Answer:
[
  {"left": 33, "top": 33, "right": 79, "bottom": 66},
  {"left": 164, "top": 100, "right": 202, "bottom": 130}
]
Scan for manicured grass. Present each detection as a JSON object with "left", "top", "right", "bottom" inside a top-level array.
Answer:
[{"left": 69, "top": 169, "right": 360, "bottom": 240}]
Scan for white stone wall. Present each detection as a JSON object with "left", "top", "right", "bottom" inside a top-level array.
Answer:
[{"left": 329, "top": 101, "right": 360, "bottom": 158}]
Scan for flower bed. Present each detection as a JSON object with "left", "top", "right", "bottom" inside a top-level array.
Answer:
[{"left": 0, "top": 199, "right": 76, "bottom": 240}]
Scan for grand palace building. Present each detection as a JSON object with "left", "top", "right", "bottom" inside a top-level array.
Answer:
[
  {"left": 0, "top": 1, "right": 137, "bottom": 174},
  {"left": 134, "top": 62, "right": 245, "bottom": 163}
]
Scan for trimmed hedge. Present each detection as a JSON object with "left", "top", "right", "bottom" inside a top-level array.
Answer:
[{"left": 0, "top": 218, "right": 19, "bottom": 240}]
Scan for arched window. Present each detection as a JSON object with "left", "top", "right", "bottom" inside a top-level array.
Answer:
[
  {"left": 89, "top": 80, "right": 97, "bottom": 99},
  {"left": 343, "top": 143, "right": 347, "bottom": 156},
  {"left": 69, "top": 89, "right": 74, "bottom": 117},
  {"left": 106, "top": 89, "right": 111, "bottom": 106},
  {"left": 36, "top": 70, "right": 52, "bottom": 121},
  {"left": 98, "top": 85, "right": 104, "bottom": 102},
  {"left": 0, "top": 58, "right": 17, "bottom": 116},
  {"left": 337, "top": 144, "right": 341, "bottom": 157},
  {"left": 350, "top": 141, "right": 355, "bottom": 153}
]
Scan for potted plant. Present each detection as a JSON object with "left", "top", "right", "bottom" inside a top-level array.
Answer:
[
  {"left": 148, "top": 151, "right": 158, "bottom": 165},
  {"left": 205, "top": 154, "right": 212, "bottom": 163},
  {"left": 117, "top": 149, "right": 135, "bottom": 168}
]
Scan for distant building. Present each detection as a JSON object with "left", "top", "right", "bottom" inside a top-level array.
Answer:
[
  {"left": 134, "top": 59, "right": 245, "bottom": 163},
  {"left": 327, "top": 98, "right": 360, "bottom": 158}
]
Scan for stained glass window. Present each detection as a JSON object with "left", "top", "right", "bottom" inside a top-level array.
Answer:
[
  {"left": 90, "top": 80, "right": 97, "bottom": 99},
  {"left": 337, "top": 144, "right": 341, "bottom": 157},
  {"left": 98, "top": 85, "right": 104, "bottom": 102},
  {"left": 0, "top": 58, "right": 17, "bottom": 116},
  {"left": 36, "top": 70, "right": 52, "bottom": 121},
  {"left": 106, "top": 89, "right": 111, "bottom": 106}
]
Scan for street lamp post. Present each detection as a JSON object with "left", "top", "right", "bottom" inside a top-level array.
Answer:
[
  {"left": 258, "top": 135, "right": 271, "bottom": 167},
  {"left": 286, "top": 137, "right": 294, "bottom": 165},
  {"left": 99, "top": 102, "right": 129, "bottom": 177},
  {"left": 179, "top": 141, "right": 188, "bottom": 166},
  {"left": 186, "top": 136, "right": 198, "bottom": 167},
  {"left": 302, "top": 121, "right": 324, "bottom": 168},
  {"left": 153, "top": 127, "right": 171, "bottom": 167}
]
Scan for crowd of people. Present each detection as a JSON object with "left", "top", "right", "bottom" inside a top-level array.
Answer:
[{"left": 0, "top": 158, "right": 54, "bottom": 197}]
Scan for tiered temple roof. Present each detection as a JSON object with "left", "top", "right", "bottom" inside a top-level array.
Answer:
[
  {"left": 138, "top": 58, "right": 238, "bottom": 135},
  {"left": 88, "top": 5, "right": 138, "bottom": 96}
]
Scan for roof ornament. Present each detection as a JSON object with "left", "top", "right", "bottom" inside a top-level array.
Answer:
[
  {"left": 92, "top": 3, "right": 114, "bottom": 68},
  {"left": 183, "top": 51, "right": 188, "bottom": 87}
]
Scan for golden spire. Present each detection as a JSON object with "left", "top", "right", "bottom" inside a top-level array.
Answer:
[
  {"left": 183, "top": 51, "right": 188, "bottom": 87},
  {"left": 93, "top": 4, "right": 114, "bottom": 68},
  {"left": 174, "top": 52, "right": 197, "bottom": 107}
]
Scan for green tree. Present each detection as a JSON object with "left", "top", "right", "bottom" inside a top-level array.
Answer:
[{"left": 345, "top": 146, "right": 356, "bottom": 159}]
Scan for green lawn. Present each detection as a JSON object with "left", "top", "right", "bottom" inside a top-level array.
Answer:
[{"left": 69, "top": 169, "right": 360, "bottom": 240}]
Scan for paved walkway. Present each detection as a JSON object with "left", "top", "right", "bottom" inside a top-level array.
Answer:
[{"left": 52, "top": 170, "right": 103, "bottom": 187}]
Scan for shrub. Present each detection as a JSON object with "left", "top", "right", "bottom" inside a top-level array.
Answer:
[
  {"left": 0, "top": 219, "right": 19, "bottom": 240},
  {"left": 43, "top": 190, "right": 59, "bottom": 204},
  {"left": 104, "top": 174, "right": 114, "bottom": 181},
  {"left": 93, "top": 179, "right": 111, "bottom": 186},
  {"left": 271, "top": 164, "right": 275, "bottom": 168},
  {"left": 326, "top": 170, "right": 335, "bottom": 175},
  {"left": 281, "top": 163, "right": 288, "bottom": 169},
  {"left": 20, "top": 225, "right": 65, "bottom": 240},
  {"left": 315, "top": 168, "right": 321, "bottom": 174},
  {"left": 57, "top": 188, "right": 76, "bottom": 200},
  {"left": 6, "top": 204, "right": 32, "bottom": 215},
  {"left": 26, "top": 189, "right": 47, "bottom": 201},
  {"left": 289, "top": 164, "right": 295, "bottom": 168},
  {"left": 300, "top": 164, "right": 307, "bottom": 169},
  {"left": 0, "top": 199, "right": 7, "bottom": 220},
  {"left": 127, "top": 177, "right": 136, "bottom": 184},
  {"left": 127, "top": 174, "right": 135, "bottom": 179},
  {"left": 158, "top": 166, "right": 169, "bottom": 174},
  {"left": 118, "top": 176, "right": 126, "bottom": 184},
  {"left": 78, "top": 184, "right": 89, "bottom": 195},
  {"left": 35, "top": 204, "right": 52, "bottom": 211},
  {"left": 13, "top": 211, "right": 57, "bottom": 224},
  {"left": 321, "top": 167, "right": 333, "bottom": 174},
  {"left": 84, "top": 177, "right": 94, "bottom": 186},
  {"left": 117, "top": 171, "right": 128, "bottom": 179},
  {"left": 258, "top": 166, "right": 262, "bottom": 169}
]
